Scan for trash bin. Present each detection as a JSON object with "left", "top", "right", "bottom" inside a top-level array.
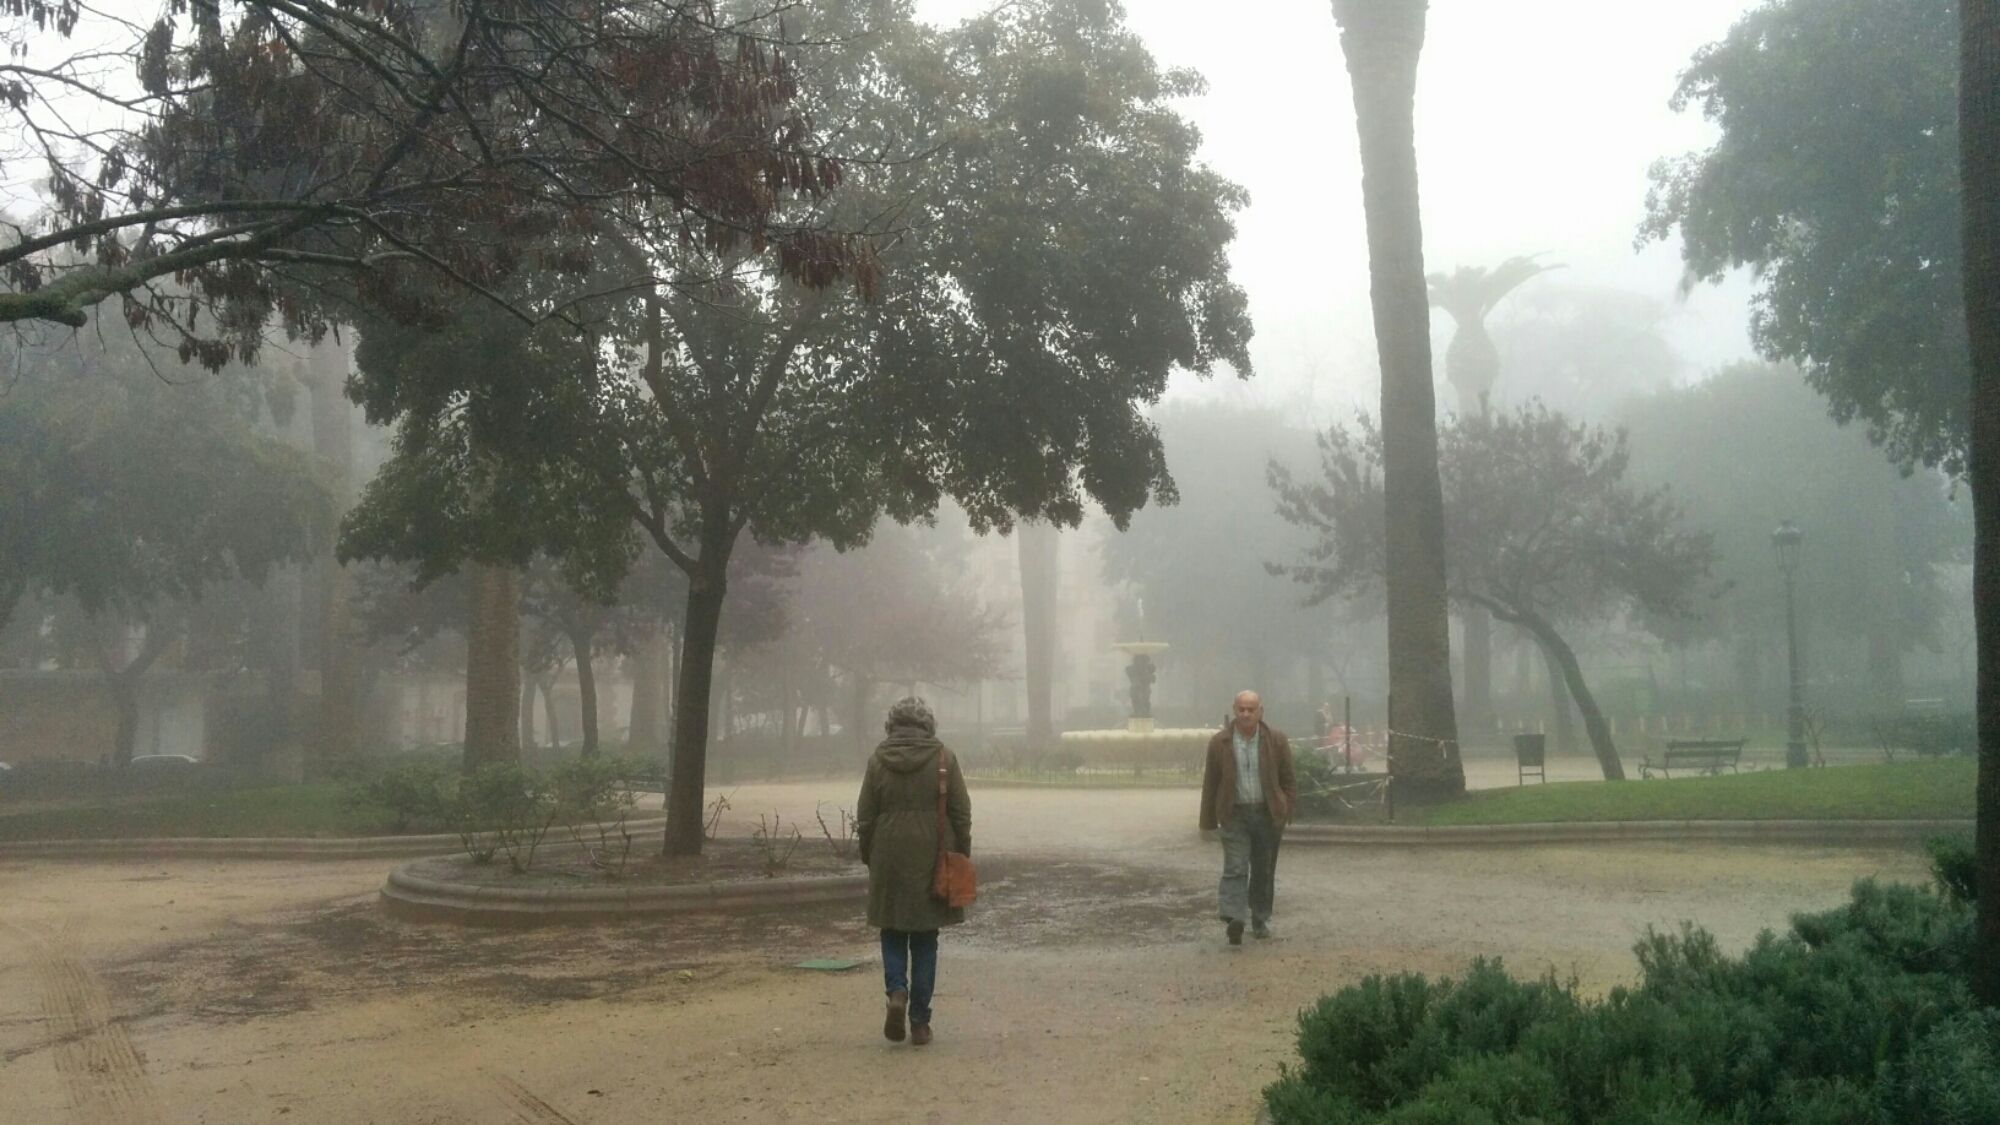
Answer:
[{"left": 1513, "top": 733, "right": 1546, "bottom": 785}]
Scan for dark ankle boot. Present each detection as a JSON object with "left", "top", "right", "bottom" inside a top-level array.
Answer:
[{"left": 884, "top": 990, "right": 908, "bottom": 1042}]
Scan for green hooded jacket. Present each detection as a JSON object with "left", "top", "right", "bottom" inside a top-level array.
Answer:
[{"left": 856, "top": 726, "right": 972, "bottom": 931}]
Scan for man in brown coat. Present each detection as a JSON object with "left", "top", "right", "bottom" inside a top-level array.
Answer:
[{"left": 1199, "top": 690, "right": 1297, "bottom": 944}]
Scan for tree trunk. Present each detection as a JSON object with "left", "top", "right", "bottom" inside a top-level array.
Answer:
[
  {"left": 1333, "top": 0, "right": 1463, "bottom": 801},
  {"left": 306, "top": 338, "right": 362, "bottom": 771},
  {"left": 539, "top": 674, "right": 562, "bottom": 749},
  {"left": 850, "top": 672, "right": 874, "bottom": 752},
  {"left": 97, "top": 619, "right": 172, "bottom": 767},
  {"left": 573, "top": 630, "right": 600, "bottom": 757},
  {"left": 1505, "top": 605, "right": 1624, "bottom": 781},
  {"left": 626, "top": 624, "right": 663, "bottom": 755},
  {"left": 1462, "top": 604, "right": 1494, "bottom": 735},
  {"left": 463, "top": 562, "right": 521, "bottom": 772},
  {"left": 1018, "top": 520, "right": 1060, "bottom": 749},
  {"left": 664, "top": 555, "right": 729, "bottom": 857},
  {"left": 1540, "top": 639, "right": 1579, "bottom": 756},
  {"left": 518, "top": 674, "right": 539, "bottom": 752},
  {"left": 1956, "top": 0, "right": 2000, "bottom": 1006}
]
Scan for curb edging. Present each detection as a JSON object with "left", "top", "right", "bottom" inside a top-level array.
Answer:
[{"left": 1285, "top": 818, "right": 1973, "bottom": 846}]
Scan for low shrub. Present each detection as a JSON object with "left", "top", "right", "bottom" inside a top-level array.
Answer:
[
  {"left": 450, "top": 762, "right": 556, "bottom": 872},
  {"left": 549, "top": 755, "right": 643, "bottom": 876},
  {"left": 342, "top": 761, "right": 453, "bottom": 833},
  {"left": 1926, "top": 834, "right": 1979, "bottom": 904},
  {"left": 1266, "top": 877, "right": 1979, "bottom": 1124}
]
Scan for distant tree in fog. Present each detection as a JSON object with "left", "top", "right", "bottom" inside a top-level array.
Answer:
[
  {"left": 785, "top": 525, "right": 1009, "bottom": 749},
  {"left": 0, "top": 336, "right": 328, "bottom": 764},
  {"left": 1645, "top": 0, "right": 1964, "bottom": 474},
  {"left": 1427, "top": 256, "right": 1560, "bottom": 415},
  {"left": 1489, "top": 284, "right": 1682, "bottom": 420},
  {"left": 1427, "top": 254, "right": 1560, "bottom": 733},
  {"left": 1620, "top": 363, "right": 1970, "bottom": 714},
  {"left": 1271, "top": 404, "right": 1716, "bottom": 781},
  {"left": 1101, "top": 404, "right": 1331, "bottom": 717}
]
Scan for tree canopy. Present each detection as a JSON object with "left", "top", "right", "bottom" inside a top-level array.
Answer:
[
  {"left": 0, "top": 0, "right": 868, "bottom": 358},
  {"left": 1643, "top": 0, "right": 1966, "bottom": 473}
]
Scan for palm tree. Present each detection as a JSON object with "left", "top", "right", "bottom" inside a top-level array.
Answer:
[
  {"left": 1426, "top": 255, "right": 1561, "bottom": 414},
  {"left": 1331, "top": 0, "right": 1463, "bottom": 800},
  {"left": 1427, "top": 255, "right": 1558, "bottom": 734},
  {"left": 1956, "top": 0, "right": 2000, "bottom": 1006}
]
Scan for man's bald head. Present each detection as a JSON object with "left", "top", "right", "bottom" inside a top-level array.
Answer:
[{"left": 1232, "top": 691, "right": 1262, "bottom": 735}]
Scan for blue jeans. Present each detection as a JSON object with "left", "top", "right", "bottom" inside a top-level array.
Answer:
[{"left": 881, "top": 929, "right": 939, "bottom": 1024}]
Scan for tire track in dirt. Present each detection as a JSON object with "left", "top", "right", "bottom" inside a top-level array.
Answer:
[
  {"left": 0, "top": 918, "right": 163, "bottom": 1125},
  {"left": 491, "top": 1072, "right": 581, "bottom": 1124}
]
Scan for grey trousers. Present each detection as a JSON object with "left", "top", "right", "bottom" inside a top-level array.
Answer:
[{"left": 1218, "top": 805, "right": 1283, "bottom": 924}]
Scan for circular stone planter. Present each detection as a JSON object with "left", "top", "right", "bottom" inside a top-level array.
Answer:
[
  {"left": 0, "top": 819, "right": 666, "bottom": 861},
  {"left": 380, "top": 854, "right": 868, "bottom": 925},
  {"left": 1284, "top": 818, "right": 1973, "bottom": 847}
]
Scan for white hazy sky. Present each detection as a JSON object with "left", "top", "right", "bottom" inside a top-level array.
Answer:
[{"left": 916, "top": 0, "right": 1766, "bottom": 423}]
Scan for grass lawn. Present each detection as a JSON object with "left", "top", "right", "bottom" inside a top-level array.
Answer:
[
  {"left": 1399, "top": 757, "right": 1977, "bottom": 827},
  {"left": 0, "top": 783, "right": 398, "bottom": 841}
]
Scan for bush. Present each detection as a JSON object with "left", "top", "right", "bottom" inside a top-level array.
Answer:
[
  {"left": 450, "top": 762, "right": 556, "bottom": 872},
  {"left": 1926, "top": 834, "right": 1978, "bottom": 905},
  {"left": 1267, "top": 879, "right": 1979, "bottom": 1124},
  {"left": 342, "top": 761, "right": 452, "bottom": 833},
  {"left": 549, "top": 755, "right": 642, "bottom": 876}
]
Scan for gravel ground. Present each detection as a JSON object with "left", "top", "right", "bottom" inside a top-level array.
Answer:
[{"left": 0, "top": 781, "right": 1933, "bottom": 1125}]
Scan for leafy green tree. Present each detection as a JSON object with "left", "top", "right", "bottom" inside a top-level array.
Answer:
[
  {"left": 1643, "top": 0, "right": 1965, "bottom": 474},
  {"left": 1272, "top": 405, "right": 1716, "bottom": 781},
  {"left": 342, "top": 297, "right": 638, "bottom": 771},
  {"left": 1330, "top": 0, "right": 1462, "bottom": 799},
  {"left": 577, "top": 0, "right": 1253, "bottom": 854}
]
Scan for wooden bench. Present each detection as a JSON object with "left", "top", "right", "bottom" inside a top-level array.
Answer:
[{"left": 1638, "top": 739, "right": 1745, "bottom": 779}]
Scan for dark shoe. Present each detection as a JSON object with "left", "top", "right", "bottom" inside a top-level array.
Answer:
[
  {"left": 1252, "top": 920, "right": 1272, "bottom": 940},
  {"left": 884, "top": 990, "right": 908, "bottom": 1042},
  {"left": 911, "top": 1023, "right": 933, "bottom": 1046},
  {"left": 1226, "top": 920, "right": 1245, "bottom": 945}
]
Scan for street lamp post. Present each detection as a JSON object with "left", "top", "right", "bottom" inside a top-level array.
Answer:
[{"left": 1772, "top": 520, "right": 1808, "bottom": 769}]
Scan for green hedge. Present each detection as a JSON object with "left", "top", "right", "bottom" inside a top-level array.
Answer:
[{"left": 1264, "top": 838, "right": 1992, "bottom": 1124}]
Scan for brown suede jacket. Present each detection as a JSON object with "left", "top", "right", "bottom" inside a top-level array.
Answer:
[{"left": 1198, "top": 721, "right": 1297, "bottom": 830}]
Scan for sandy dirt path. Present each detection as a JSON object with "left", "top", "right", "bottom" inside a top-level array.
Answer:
[{"left": 0, "top": 782, "right": 1935, "bottom": 1125}]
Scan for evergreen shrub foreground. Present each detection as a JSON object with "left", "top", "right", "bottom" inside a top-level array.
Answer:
[{"left": 1265, "top": 838, "right": 1996, "bottom": 1124}]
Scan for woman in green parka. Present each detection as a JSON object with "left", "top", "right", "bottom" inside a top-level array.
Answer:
[{"left": 855, "top": 696, "right": 971, "bottom": 1047}]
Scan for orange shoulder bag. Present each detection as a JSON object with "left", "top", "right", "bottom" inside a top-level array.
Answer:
[{"left": 930, "top": 756, "right": 976, "bottom": 908}]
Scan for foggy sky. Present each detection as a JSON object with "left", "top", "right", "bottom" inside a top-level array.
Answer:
[{"left": 917, "top": 0, "right": 1767, "bottom": 423}]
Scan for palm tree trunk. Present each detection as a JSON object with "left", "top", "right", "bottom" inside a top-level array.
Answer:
[
  {"left": 1956, "top": 0, "right": 2000, "bottom": 1005},
  {"left": 1333, "top": 0, "right": 1463, "bottom": 801},
  {"left": 463, "top": 562, "right": 521, "bottom": 772}
]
